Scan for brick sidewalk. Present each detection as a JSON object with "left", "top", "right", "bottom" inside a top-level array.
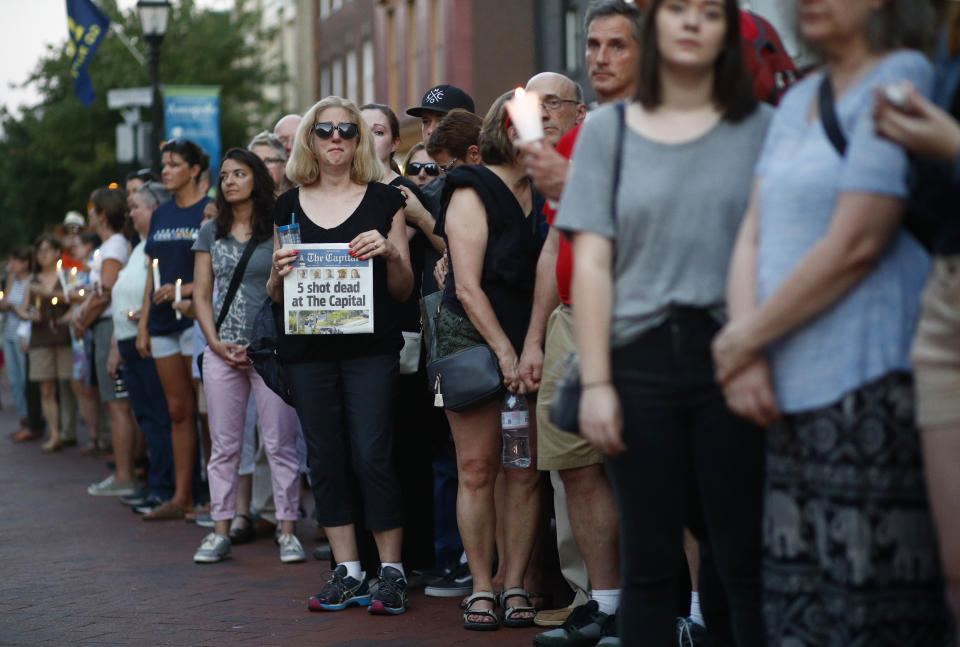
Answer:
[{"left": 0, "top": 388, "right": 541, "bottom": 646}]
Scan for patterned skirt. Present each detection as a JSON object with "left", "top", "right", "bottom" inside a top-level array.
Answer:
[{"left": 763, "top": 372, "right": 950, "bottom": 647}]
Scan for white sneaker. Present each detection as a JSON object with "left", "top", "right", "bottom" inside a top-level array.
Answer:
[
  {"left": 193, "top": 533, "right": 231, "bottom": 563},
  {"left": 277, "top": 533, "right": 306, "bottom": 563},
  {"left": 87, "top": 475, "right": 137, "bottom": 497}
]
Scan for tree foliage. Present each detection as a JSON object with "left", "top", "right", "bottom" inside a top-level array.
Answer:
[{"left": 0, "top": 0, "right": 282, "bottom": 252}]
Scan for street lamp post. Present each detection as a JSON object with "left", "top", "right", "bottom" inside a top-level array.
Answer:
[{"left": 137, "top": 0, "right": 171, "bottom": 174}]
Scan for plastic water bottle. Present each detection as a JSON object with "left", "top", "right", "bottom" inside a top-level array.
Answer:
[{"left": 501, "top": 393, "right": 531, "bottom": 469}]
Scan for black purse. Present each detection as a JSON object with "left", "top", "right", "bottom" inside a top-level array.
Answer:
[
  {"left": 548, "top": 102, "right": 626, "bottom": 434},
  {"left": 422, "top": 290, "right": 504, "bottom": 412},
  {"left": 197, "top": 238, "right": 256, "bottom": 382},
  {"left": 246, "top": 297, "right": 295, "bottom": 407}
]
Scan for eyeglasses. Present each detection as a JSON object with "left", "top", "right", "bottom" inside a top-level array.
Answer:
[
  {"left": 262, "top": 157, "right": 286, "bottom": 166},
  {"left": 406, "top": 162, "right": 440, "bottom": 177},
  {"left": 440, "top": 157, "right": 459, "bottom": 173},
  {"left": 312, "top": 122, "right": 359, "bottom": 140},
  {"left": 540, "top": 96, "right": 580, "bottom": 112}
]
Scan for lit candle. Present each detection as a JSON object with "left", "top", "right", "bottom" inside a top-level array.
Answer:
[
  {"left": 78, "top": 288, "right": 86, "bottom": 298},
  {"left": 0, "top": 290, "right": 4, "bottom": 301},
  {"left": 51, "top": 297, "right": 58, "bottom": 306},
  {"left": 152, "top": 258, "right": 161, "bottom": 293},
  {"left": 69, "top": 266, "right": 78, "bottom": 286},
  {"left": 174, "top": 278, "right": 182, "bottom": 320},
  {"left": 504, "top": 87, "right": 544, "bottom": 144},
  {"left": 56, "top": 259, "right": 70, "bottom": 303}
]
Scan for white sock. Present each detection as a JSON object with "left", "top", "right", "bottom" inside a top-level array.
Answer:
[
  {"left": 459, "top": 551, "right": 468, "bottom": 565},
  {"left": 382, "top": 562, "right": 405, "bottom": 578},
  {"left": 690, "top": 591, "right": 705, "bottom": 627},
  {"left": 341, "top": 560, "right": 363, "bottom": 581},
  {"left": 591, "top": 588, "right": 620, "bottom": 616}
]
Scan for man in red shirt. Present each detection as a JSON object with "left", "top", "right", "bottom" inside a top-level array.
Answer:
[{"left": 517, "top": 1, "right": 643, "bottom": 643}]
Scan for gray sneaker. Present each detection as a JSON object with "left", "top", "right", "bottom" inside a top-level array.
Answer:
[
  {"left": 87, "top": 475, "right": 138, "bottom": 497},
  {"left": 193, "top": 533, "right": 231, "bottom": 563},
  {"left": 278, "top": 533, "right": 306, "bottom": 563}
]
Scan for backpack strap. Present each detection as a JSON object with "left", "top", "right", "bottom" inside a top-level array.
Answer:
[
  {"left": 215, "top": 238, "right": 257, "bottom": 333},
  {"left": 611, "top": 101, "right": 626, "bottom": 225},
  {"left": 819, "top": 74, "right": 848, "bottom": 157}
]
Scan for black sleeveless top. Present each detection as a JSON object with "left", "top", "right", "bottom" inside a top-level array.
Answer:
[
  {"left": 273, "top": 183, "right": 405, "bottom": 362},
  {"left": 434, "top": 165, "right": 546, "bottom": 354}
]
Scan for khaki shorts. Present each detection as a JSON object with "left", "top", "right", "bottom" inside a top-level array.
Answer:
[
  {"left": 29, "top": 344, "right": 73, "bottom": 382},
  {"left": 536, "top": 305, "right": 605, "bottom": 471},
  {"left": 911, "top": 255, "right": 960, "bottom": 429}
]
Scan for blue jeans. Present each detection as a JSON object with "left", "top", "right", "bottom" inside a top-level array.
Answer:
[
  {"left": 3, "top": 338, "right": 28, "bottom": 420},
  {"left": 118, "top": 338, "right": 174, "bottom": 501}
]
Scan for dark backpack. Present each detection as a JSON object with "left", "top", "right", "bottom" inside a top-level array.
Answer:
[{"left": 741, "top": 10, "right": 799, "bottom": 106}]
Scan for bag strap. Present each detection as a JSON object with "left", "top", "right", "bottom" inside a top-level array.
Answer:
[
  {"left": 611, "top": 102, "right": 626, "bottom": 225},
  {"left": 215, "top": 238, "right": 257, "bottom": 332},
  {"left": 819, "top": 74, "right": 848, "bottom": 157}
]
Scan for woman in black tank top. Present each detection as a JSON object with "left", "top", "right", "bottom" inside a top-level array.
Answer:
[
  {"left": 433, "top": 91, "right": 546, "bottom": 630},
  {"left": 266, "top": 96, "right": 414, "bottom": 616}
]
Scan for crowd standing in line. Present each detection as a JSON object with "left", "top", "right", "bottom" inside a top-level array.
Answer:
[{"left": 3, "top": 1, "right": 960, "bottom": 646}]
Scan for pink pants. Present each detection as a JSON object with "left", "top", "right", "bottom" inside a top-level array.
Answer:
[{"left": 203, "top": 347, "right": 301, "bottom": 521}]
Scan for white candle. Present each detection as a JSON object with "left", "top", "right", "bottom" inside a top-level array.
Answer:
[
  {"left": 174, "top": 278, "right": 182, "bottom": 320},
  {"left": 504, "top": 87, "right": 544, "bottom": 144},
  {"left": 51, "top": 297, "right": 58, "bottom": 306},
  {"left": 69, "top": 266, "right": 78, "bottom": 286},
  {"left": 56, "top": 259, "right": 70, "bottom": 303},
  {"left": 78, "top": 288, "right": 85, "bottom": 297},
  {"left": 93, "top": 250, "right": 102, "bottom": 296},
  {"left": 152, "top": 258, "right": 161, "bottom": 293}
]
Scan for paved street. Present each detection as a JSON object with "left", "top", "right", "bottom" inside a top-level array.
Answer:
[{"left": 0, "top": 384, "right": 541, "bottom": 647}]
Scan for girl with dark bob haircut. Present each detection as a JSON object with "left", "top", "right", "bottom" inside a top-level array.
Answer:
[{"left": 635, "top": 0, "right": 756, "bottom": 122}]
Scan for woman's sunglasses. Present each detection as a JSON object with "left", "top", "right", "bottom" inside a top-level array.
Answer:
[
  {"left": 406, "top": 162, "right": 440, "bottom": 177},
  {"left": 313, "top": 122, "right": 360, "bottom": 140}
]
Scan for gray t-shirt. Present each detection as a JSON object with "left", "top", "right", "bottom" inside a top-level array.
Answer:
[
  {"left": 555, "top": 102, "right": 772, "bottom": 347},
  {"left": 192, "top": 220, "right": 273, "bottom": 346}
]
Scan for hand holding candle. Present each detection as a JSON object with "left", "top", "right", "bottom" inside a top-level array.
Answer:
[
  {"left": 56, "top": 259, "right": 70, "bottom": 303},
  {"left": 152, "top": 258, "right": 161, "bottom": 293},
  {"left": 505, "top": 87, "right": 544, "bottom": 144},
  {"left": 174, "top": 278, "right": 182, "bottom": 320}
]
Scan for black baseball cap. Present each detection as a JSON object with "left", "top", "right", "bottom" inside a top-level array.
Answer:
[{"left": 406, "top": 84, "right": 475, "bottom": 117}]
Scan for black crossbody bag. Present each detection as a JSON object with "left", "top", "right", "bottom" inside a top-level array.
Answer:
[
  {"left": 197, "top": 238, "right": 256, "bottom": 382},
  {"left": 549, "top": 102, "right": 626, "bottom": 434}
]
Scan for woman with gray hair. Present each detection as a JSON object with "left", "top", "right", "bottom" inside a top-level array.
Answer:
[{"left": 711, "top": 0, "right": 949, "bottom": 643}]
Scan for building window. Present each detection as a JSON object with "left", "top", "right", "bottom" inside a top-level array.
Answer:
[
  {"left": 362, "top": 40, "right": 375, "bottom": 104},
  {"left": 320, "top": 0, "right": 330, "bottom": 19},
  {"left": 346, "top": 48, "right": 358, "bottom": 103},
  {"left": 332, "top": 56, "right": 344, "bottom": 97},
  {"left": 387, "top": 9, "right": 398, "bottom": 109},
  {"left": 429, "top": 0, "right": 440, "bottom": 85},
  {"left": 564, "top": 8, "right": 579, "bottom": 72},
  {"left": 332, "top": 0, "right": 343, "bottom": 11},
  {"left": 406, "top": 0, "right": 417, "bottom": 105},
  {"left": 321, "top": 64, "right": 331, "bottom": 98}
]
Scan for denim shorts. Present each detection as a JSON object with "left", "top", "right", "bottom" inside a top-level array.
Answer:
[{"left": 150, "top": 327, "right": 194, "bottom": 359}]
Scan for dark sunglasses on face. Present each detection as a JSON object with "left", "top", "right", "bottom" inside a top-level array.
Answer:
[
  {"left": 406, "top": 162, "right": 440, "bottom": 177},
  {"left": 312, "top": 122, "right": 360, "bottom": 140}
]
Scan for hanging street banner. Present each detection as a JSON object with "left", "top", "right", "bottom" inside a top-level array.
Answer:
[
  {"left": 163, "top": 86, "right": 221, "bottom": 177},
  {"left": 65, "top": 0, "right": 111, "bottom": 107}
]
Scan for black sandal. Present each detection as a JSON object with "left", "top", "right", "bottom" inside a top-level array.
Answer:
[
  {"left": 462, "top": 592, "right": 499, "bottom": 631},
  {"left": 500, "top": 587, "right": 536, "bottom": 628},
  {"left": 229, "top": 514, "right": 255, "bottom": 545}
]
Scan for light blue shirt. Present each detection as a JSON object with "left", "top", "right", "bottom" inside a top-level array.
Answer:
[{"left": 755, "top": 50, "right": 934, "bottom": 413}]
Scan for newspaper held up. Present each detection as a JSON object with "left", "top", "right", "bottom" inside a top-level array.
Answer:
[{"left": 283, "top": 243, "right": 373, "bottom": 335}]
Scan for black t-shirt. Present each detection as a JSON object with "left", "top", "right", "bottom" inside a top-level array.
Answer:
[
  {"left": 434, "top": 165, "right": 546, "bottom": 354},
  {"left": 389, "top": 176, "right": 428, "bottom": 332},
  {"left": 419, "top": 177, "right": 445, "bottom": 296},
  {"left": 273, "top": 183, "right": 406, "bottom": 362}
]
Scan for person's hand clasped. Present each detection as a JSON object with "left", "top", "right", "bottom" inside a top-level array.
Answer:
[
  {"left": 498, "top": 349, "right": 525, "bottom": 395},
  {"left": 213, "top": 340, "right": 250, "bottom": 370},
  {"left": 518, "top": 343, "right": 544, "bottom": 394},
  {"left": 579, "top": 384, "right": 625, "bottom": 456},
  {"left": 350, "top": 230, "right": 394, "bottom": 260},
  {"left": 433, "top": 253, "right": 449, "bottom": 291},
  {"left": 152, "top": 283, "right": 177, "bottom": 306},
  {"left": 720, "top": 356, "right": 780, "bottom": 427},
  {"left": 272, "top": 247, "right": 299, "bottom": 277},
  {"left": 711, "top": 319, "right": 760, "bottom": 385}
]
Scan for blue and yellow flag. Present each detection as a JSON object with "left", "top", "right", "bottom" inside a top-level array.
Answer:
[{"left": 65, "top": 0, "right": 110, "bottom": 107}]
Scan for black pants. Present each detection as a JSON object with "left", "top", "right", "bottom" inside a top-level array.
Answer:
[
  {"left": 609, "top": 307, "right": 764, "bottom": 647},
  {"left": 287, "top": 354, "right": 404, "bottom": 531}
]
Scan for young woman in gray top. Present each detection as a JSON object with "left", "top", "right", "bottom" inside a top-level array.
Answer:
[{"left": 556, "top": 0, "right": 771, "bottom": 644}]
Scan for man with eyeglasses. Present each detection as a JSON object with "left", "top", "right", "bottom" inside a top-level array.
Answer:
[{"left": 249, "top": 131, "right": 289, "bottom": 196}]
